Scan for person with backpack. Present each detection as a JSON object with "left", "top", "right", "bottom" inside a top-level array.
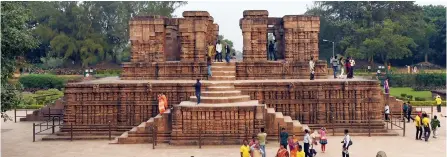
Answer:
[
  {"left": 431, "top": 115, "right": 441, "bottom": 138},
  {"left": 341, "top": 129, "right": 352, "bottom": 157}
]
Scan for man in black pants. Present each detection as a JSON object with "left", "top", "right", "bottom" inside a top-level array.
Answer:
[
  {"left": 407, "top": 102, "right": 413, "bottom": 122},
  {"left": 303, "top": 129, "right": 311, "bottom": 157},
  {"left": 194, "top": 79, "right": 201, "bottom": 104},
  {"left": 342, "top": 129, "right": 351, "bottom": 157}
]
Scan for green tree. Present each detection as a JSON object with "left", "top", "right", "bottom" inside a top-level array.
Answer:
[
  {"left": 218, "top": 35, "right": 236, "bottom": 56},
  {"left": 1, "top": 2, "right": 38, "bottom": 117}
]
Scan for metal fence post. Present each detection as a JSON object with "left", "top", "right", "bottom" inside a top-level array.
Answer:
[
  {"left": 199, "top": 128, "right": 202, "bottom": 149},
  {"left": 52, "top": 117, "right": 55, "bottom": 134},
  {"left": 70, "top": 123, "right": 73, "bottom": 141},
  {"left": 277, "top": 123, "right": 280, "bottom": 143},
  {"left": 368, "top": 116, "right": 371, "bottom": 137},
  {"left": 152, "top": 126, "right": 155, "bottom": 149},
  {"left": 33, "top": 123, "right": 35, "bottom": 142},
  {"left": 48, "top": 107, "right": 51, "bottom": 120},
  {"left": 108, "top": 121, "right": 112, "bottom": 140},
  {"left": 403, "top": 118, "right": 406, "bottom": 137},
  {"left": 14, "top": 108, "right": 17, "bottom": 123}
]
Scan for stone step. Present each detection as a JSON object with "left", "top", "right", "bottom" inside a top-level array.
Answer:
[
  {"left": 209, "top": 76, "right": 236, "bottom": 81},
  {"left": 211, "top": 62, "right": 236, "bottom": 66},
  {"left": 211, "top": 66, "right": 236, "bottom": 71},
  {"left": 206, "top": 86, "right": 235, "bottom": 91},
  {"left": 266, "top": 108, "right": 276, "bottom": 114},
  {"left": 283, "top": 116, "right": 293, "bottom": 123},
  {"left": 292, "top": 120, "right": 302, "bottom": 128},
  {"left": 201, "top": 90, "right": 242, "bottom": 97},
  {"left": 178, "top": 100, "right": 260, "bottom": 107},
  {"left": 190, "top": 95, "right": 251, "bottom": 104},
  {"left": 203, "top": 82, "right": 234, "bottom": 87},
  {"left": 212, "top": 71, "right": 236, "bottom": 77},
  {"left": 42, "top": 135, "right": 118, "bottom": 141}
]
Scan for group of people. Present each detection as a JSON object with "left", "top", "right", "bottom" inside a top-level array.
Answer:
[
  {"left": 206, "top": 40, "right": 233, "bottom": 77},
  {"left": 240, "top": 127, "right": 352, "bottom": 157},
  {"left": 414, "top": 112, "right": 441, "bottom": 141},
  {"left": 330, "top": 56, "right": 355, "bottom": 79}
]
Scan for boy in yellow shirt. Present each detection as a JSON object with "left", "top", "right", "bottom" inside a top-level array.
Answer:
[
  {"left": 422, "top": 113, "right": 431, "bottom": 142},
  {"left": 296, "top": 145, "right": 305, "bottom": 157},
  {"left": 414, "top": 113, "right": 422, "bottom": 140},
  {"left": 240, "top": 139, "right": 250, "bottom": 157},
  {"left": 435, "top": 95, "right": 442, "bottom": 113}
]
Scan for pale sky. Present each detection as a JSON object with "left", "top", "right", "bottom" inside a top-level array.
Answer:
[{"left": 174, "top": 1, "right": 446, "bottom": 52}]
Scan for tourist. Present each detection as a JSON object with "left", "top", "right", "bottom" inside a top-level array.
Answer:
[
  {"left": 249, "top": 136, "right": 257, "bottom": 157},
  {"left": 208, "top": 42, "right": 215, "bottom": 62},
  {"left": 216, "top": 40, "right": 223, "bottom": 62},
  {"left": 275, "top": 144, "right": 289, "bottom": 157},
  {"left": 309, "top": 57, "right": 315, "bottom": 80},
  {"left": 435, "top": 95, "right": 442, "bottom": 114},
  {"left": 431, "top": 115, "right": 441, "bottom": 138},
  {"left": 422, "top": 113, "right": 431, "bottom": 141},
  {"left": 415, "top": 112, "right": 422, "bottom": 140},
  {"left": 289, "top": 135, "right": 299, "bottom": 157},
  {"left": 384, "top": 104, "right": 390, "bottom": 121},
  {"left": 297, "top": 145, "right": 305, "bottom": 157},
  {"left": 330, "top": 56, "right": 339, "bottom": 79},
  {"left": 258, "top": 128, "right": 267, "bottom": 157},
  {"left": 384, "top": 78, "right": 390, "bottom": 95},
  {"left": 268, "top": 40, "right": 276, "bottom": 61},
  {"left": 225, "top": 44, "right": 231, "bottom": 63},
  {"left": 303, "top": 129, "right": 311, "bottom": 157},
  {"left": 403, "top": 102, "right": 408, "bottom": 121},
  {"left": 206, "top": 54, "right": 212, "bottom": 77},
  {"left": 345, "top": 57, "right": 351, "bottom": 79},
  {"left": 250, "top": 140, "right": 264, "bottom": 157},
  {"left": 350, "top": 57, "right": 356, "bottom": 78},
  {"left": 274, "top": 40, "right": 279, "bottom": 61},
  {"left": 407, "top": 102, "right": 413, "bottom": 123},
  {"left": 194, "top": 79, "right": 201, "bottom": 104},
  {"left": 280, "top": 128, "right": 289, "bottom": 149},
  {"left": 338, "top": 56, "right": 345, "bottom": 79},
  {"left": 342, "top": 129, "right": 351, "bottom": 157},
  {"left": 240, "top": 139, "right": 250, "bottom": 157},
  {"left": 319, "top": 127, "right": 328, "bottom": 153},
  {"left": 157, "top": 94, "right": 166, "bottom": 114}
]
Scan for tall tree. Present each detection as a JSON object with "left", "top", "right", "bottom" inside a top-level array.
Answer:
[{"left": 1, "top": 2, "right": 38, "bottom": 115}]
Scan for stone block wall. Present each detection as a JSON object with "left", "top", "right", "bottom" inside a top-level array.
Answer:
[
  {"left": 240, "top": 10, "right": 269, "bottom": 61},
  {"left": 129, "top": 16, "right": 166, "bottom": 62},
  {"left": 121, "top": 60, "right": 327, "bottom": 80},
  {"left": 170, "top": 105, "right": 264, "bottom": 145},
  {"left": 63, "top": 80, "right": 384, "bottom": 132},
  {"left": 283, "top": 15, "right": 320, "bottom": 61},
  {"left": 179, "top": 11, "right": 214, "bottom": 62}
]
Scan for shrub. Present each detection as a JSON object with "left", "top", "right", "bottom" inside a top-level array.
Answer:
[
  {"left": 400, "top": 93, "right": 407, "bottom": 97},
  {"left": 406, "top": 95, "right": 413, "bottom": 101},
  {"left": 410, "top": 101, "right": 446, "bottom": 106},
  {"left": 15, "top": 105, "right": 44, "bottom": 109},
  {"left": 21, "top": 94, "right": 36, "bottom": 106},
  {"left": 387, "top": 73, "right": 446, "bottom": 90},
  {"left": 19, "top": 74, "right": 66, "bottom": 90},
  {"left": 34, "top": 89, "right": 64, "bottom": 105},
  {"left": 414, "top": 97, "right": 426, "bottom": 101}
]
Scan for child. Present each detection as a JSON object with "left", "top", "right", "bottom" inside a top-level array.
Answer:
[
  {"left": 431, "top": 115, "right": 441, "bottom": 138},
  {"left": 296, "top": 145, "right": 305, "bottom": 157}
]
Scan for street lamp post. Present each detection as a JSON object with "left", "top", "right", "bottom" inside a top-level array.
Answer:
[{"left": 323, "top": 39, "right": 335, "bottom": 57}]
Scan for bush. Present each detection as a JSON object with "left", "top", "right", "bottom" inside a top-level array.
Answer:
[
  {"left": 387, "top": 73, "right": 446, "bottom": 90},
  {"left": 400, "top": 93, "right": 407, "bottom": 97},
  {"left": 21, "top": 94, "right": 36, "bottom": 106},
  {"left": 410, "top": 101, "right": 446, "bottom": 106},
  {"left": 15, "top": 105, "right": 44, "bottom": 109},
  {"left": 406, "top": 95, "right": 413, "bottom": 101},
  {"left": 19, "top": 74, "right": 66, "bottom": 90},
  {"left": 34, "top": 89, "right": 64, "bottom": 105},
  {"left": 414, "top": 97, "right": 426, "bottom": 101}
]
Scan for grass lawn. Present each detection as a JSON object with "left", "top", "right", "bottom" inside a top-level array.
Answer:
[{"left": 389, "top": 87, "right": 433, "bottom": 100}]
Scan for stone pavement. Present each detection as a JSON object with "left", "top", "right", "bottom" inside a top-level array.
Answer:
[{"left": 2, "top": 109, "right": 446, "bottom": 157}]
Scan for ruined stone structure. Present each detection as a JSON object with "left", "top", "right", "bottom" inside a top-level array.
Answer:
[{"left": 59, "top": 10, "right": 395, "bottom": 145}]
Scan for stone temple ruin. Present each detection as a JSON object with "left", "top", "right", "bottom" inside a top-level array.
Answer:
[{"left": 59, "top": 10, "right": 397, "bottom": 145}]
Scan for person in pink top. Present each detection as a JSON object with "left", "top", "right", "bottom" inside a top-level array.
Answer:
[{"left": 319, "top": 127, "right": 328, "bottom": 153}]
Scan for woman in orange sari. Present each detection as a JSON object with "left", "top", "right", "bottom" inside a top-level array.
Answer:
[
  {"left": 161, "top": 94, "right": 168, "bottom": 109},
  {"left": 158, "top": 94, "right": 165, "bottom": 114},
  {"left": 275, "top": 144, "right": 289, "bottom": 157},
  {"left": 289, "top": 135, "right": 299, "bottom": 157}
]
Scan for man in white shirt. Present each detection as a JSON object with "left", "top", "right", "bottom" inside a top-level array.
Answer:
[
  {"left": 384, "top": 104, "right": 390, "bottom": 121},
  {"left": 215, "top": 40, "right": 223, "bottom": 62},
  {"left": 342, "top": 129, "right": 351, "bottom": 157},
  {"left": 303, "top": 129, "right": 311, "bottom": 157},
  {"left": 257, "top": 128, "right": 267, "bottom": 157},
  {"left": 350, "top": 58, "right": 356, "bottom": 78}
]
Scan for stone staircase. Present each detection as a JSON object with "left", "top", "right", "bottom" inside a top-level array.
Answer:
[
  {"left": 111, "top": 109, "right": 171, "bottom": 144},
  {"left": 265, "top": 107, "right": 309, "bottom": 141}
]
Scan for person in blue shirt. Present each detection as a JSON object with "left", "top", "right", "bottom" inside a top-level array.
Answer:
[{"left": 194, "top": 79, "right": 201, "bottom": 104}]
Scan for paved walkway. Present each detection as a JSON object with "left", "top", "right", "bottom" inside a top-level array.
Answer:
[{"left": 2, "top": 109, "right": 445, "bottom": 157}]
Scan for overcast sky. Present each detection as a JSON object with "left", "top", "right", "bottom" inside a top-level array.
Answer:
[{"left": 174, "top": 1, "right": 446, "bottom": 52}]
